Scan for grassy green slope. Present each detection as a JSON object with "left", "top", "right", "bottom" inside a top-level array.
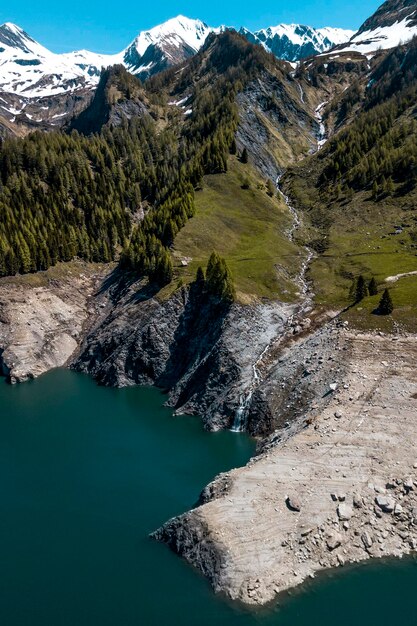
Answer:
[
  {"left": 309, "top": 192, "right": 417, "bottom": 331},
  {"left": 285, "top": 137, "right": 417, "bottom": 331},
  {"left": 170, "top": 158, "right": 305, "bottom": 303}
]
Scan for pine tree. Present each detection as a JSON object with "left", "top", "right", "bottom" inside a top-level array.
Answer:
[
  {"left": 378, "top": 288, "right": 394, "bottom": 315},
  {"left": 229, "top": 137, "right": 237, "bottom": 155},
  {"left": 386, "top": 176, "right": 394, "bottom": 196},
  {"left": 152, "top": 249, "right": 173, "bottom": 286},
  {"left": 241, "top": 148, "right": 249, "bottom": 164},
  {"left": 195, "top": 266, "right": 205, "bottom": 284},
  {"left": 355, "top": 275, "right": 368, "bottom": 303},
  {"left": 368, "top": 277, "right": 378, "bottom": 295},
  {"left": 206, "top": 251, "right": 235, "bottom": 302}
]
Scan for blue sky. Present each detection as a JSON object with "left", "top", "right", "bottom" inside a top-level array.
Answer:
[{"left": 0, "top": 0, "right": 382, "bottom": 53}]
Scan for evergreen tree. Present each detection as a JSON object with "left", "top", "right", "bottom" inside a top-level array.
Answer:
[
  {"left": 152, "top": 250, "right": 173, "bottom": 286},
  {"left": 386, "top": 176, "right": 394, "bottom": 196},
  {"left": 368, "top": 277, "right": 378, "bottom": 295},
  {"left": 378, "top": 288, "right": 394, "bottom": 314},
  {"left": 206, "top": 251, "right": 235, "bottom": 302},
  {"left": 354, "top": 275, "right": 368, "bottom": 303},
  {"left": 241, "top": 148, "right": 249, "bottom": 164},
  {"left": 195, "top": 266, "right": 205, "bottom": 284},
  {"left": 229, "top": 137, "right": 237, "bottom": 155}
]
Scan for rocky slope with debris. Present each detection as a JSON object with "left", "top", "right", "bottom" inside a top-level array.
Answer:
[{"left": 154, "top": 326, "right": 417, "bottom": 604}]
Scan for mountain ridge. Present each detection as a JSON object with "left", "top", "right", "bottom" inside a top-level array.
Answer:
[
  {"left": 0, "top": 16, "right": 353, "bottom": 100},
  {"left": 241, "top": 24, "right": 355, "bottom": 61},
  {"left": 323, "top": 0, "right": 417, "bottom": 55}
]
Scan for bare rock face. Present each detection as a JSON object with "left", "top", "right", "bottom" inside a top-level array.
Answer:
[
  {"left": 0, "top": 262, "right": 107, "bottom": 383},
  {"left": 74, "top": 273, "right": 293, "bottom": 432}
]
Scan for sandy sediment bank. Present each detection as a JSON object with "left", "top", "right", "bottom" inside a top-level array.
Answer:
[{"left": 154, "top": 328, "right": 417, "bottom": 605}]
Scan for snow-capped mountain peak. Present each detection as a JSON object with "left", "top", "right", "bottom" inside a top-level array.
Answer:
[
  {"left": 0, "top": 15, "right": 354, "bottom": 102},
  {"left": 131, "top": 15, "right": 212, "bottom": 57},
  {"left": 325, "top": 0, "right": 417, "bottom": 56},
  {"left": 122, "top": 15, "right": 216, "bottom": 77},
  {"left": 243, "top": 23, "right": 355, "bottom": 61},
  {"left": 316, "top": 27, "right": 356, "bottom": 46},
  {"left": 0, "top": 21, "right": 50, "bottom": 56}
]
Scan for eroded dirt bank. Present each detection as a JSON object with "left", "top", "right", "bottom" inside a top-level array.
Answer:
[
  {"left": 154, "top": 327, "right": 417, "bottom": 605},
  {"left": 0, "top": 262, "right": 110, "bottom": 383}
]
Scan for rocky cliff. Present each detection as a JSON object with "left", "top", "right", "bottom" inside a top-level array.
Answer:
[{"left": 74, "top": 271, "right": 294, "bottom": 432}]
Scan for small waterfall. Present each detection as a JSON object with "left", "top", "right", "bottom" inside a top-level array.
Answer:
[
  {"left": 230, "top": 391, "right": 253, "bottom": 432},
  {"left": 231, "top": 175, "right": 315, "bottom": 434},
  {"left": 276, "top": 174, "right": 315, "bottom": 302},
  {"left": 230, "top": 345, "right": 270, "bottom": 433},
  {"left": 314, "top": 101, "right": 328, "bottom": 150}
]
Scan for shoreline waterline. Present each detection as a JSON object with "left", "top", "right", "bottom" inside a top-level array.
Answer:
[{"left": 1, "top": 369, "right": 417, "bottom": 625}]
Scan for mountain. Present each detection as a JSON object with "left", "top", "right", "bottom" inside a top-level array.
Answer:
[
  {"left": 0, "top": 22, "right": 121, "bottom": 97},
  {"left": 1, "top": 3, "right": 417, "bottom": 608},
  {"left": 240, "top": 24, "right": 354, "bottom": 61},
  {"left": 122, "top": 16, "right": 219, "bottom": 79},
  {"left": 0, "top": 17, "right": 214, "bottom": 135},
  {"left": 0, "top": 16, "right": 214, "bottom": 100},
  {"left": 0, "top": 16, "right": 354, "bottom": 101},
  {"left": 327, "top": 0, "right": 417, "bottom": 55}
]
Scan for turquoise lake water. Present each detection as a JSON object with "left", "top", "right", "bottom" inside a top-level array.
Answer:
[{"left": 1, "top": 369, "right": 417, "bottom": 625}]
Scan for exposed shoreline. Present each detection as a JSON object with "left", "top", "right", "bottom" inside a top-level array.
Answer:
[{"left": 154, "top": 328, "right": 417, "bottom": 605}]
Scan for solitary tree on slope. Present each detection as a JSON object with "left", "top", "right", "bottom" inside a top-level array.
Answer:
[
  {"left": 378, "top": 288, "right": 394, "bottom": 315},
  {"left": 368, "top": 276, "right": 378, "bottom": 296},
  {"left": 355, "top": 275, "right": 368, "bottom": 303}
]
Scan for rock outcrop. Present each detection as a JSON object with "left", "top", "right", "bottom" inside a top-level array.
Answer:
[{"left": 74, "top": 272, "right": 294, "bottom": 432}]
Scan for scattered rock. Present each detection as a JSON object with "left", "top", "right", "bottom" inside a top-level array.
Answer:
[
  {"left": 337, "top": 503, "right": 354, "bottom": 521},
  {"left": 361, "top": 531, "right": 373, "bottom": 549},
  {"left": 353, "top": 493, "right": 364, "bottom": 509},
  {"left": 286, "top": 495, "right": 301, "bottom": 512},
  {"left": 375, "top": 495, "right": 396, "bottom": 513},
  {"left": 326, "top": 531, "right": 342, "bottom": 551}
]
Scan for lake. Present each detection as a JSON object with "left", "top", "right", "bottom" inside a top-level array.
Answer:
[{"left": 1, "top": 369, "right": 416, "bottom": 625}]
